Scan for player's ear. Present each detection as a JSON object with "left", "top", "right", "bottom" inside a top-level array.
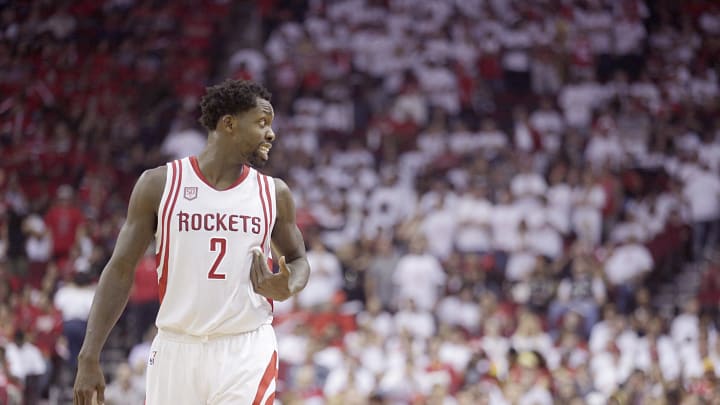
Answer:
[{"left": 220, "top": 114, "right": 235, "bottom": 132}]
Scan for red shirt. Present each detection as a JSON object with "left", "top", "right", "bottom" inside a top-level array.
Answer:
[
  {"left": 130, "top": 255, "right": 160, "bottom": 303},
  {"left": 31, "top": 308, "right": 63, "bottom": 356},
  {"left": 425, "top": 361, "right": 461, "bottom": 393},
  {"left": 44, "top": 203, "right": 84, "bottom": 257}
]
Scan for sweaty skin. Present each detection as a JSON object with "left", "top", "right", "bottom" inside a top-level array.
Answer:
[{"left": 73, "top": 99, "right": 310, "bottom": 405}]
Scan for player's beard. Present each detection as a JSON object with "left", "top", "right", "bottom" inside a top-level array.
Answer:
[{"left": 249, "top": 150, "right": 268, "bottom": 168}]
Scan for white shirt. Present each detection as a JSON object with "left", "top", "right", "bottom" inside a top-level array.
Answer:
[
  {"left": 610, "top": 221, "right": 649, "bottom": 243},
  {"left": 393, "top": 253, "right": 446, "bottom": 310},
  {"left": 25, "top": 234, "right": 52, "bottom": 262},
  {"left": 527, "top": 226, "right": 563, "bottom": 259},
  {"left": 491, "top": 204, "right": 522, "bottom": 251},
  {"left": 4, "top": 342, "right": 47, "bottom": 381},
  {"left": 585, "top": 134, "right": 624, "bottom": 168},
  {"left": 481, "top": 335, "right": 510, "bottom": 377},
  {"left": 439, "top": 341, "right": 474, "bottom": 373},
  {"left": 614, "top": 19, "right": 646, "bottom": 55},
  {"left": 511, "top": 333, "right": 556, "bottom": 364},
  {"left": 699, "top": 141, "right": 720, "bottom": 172},
  {"left": 506, "top": 251, "right": 538, "bottom": 281},
  {"left": 420, "top": 208, "right": 457, "bottom": 259},
  {"left": 391, "top": 91, "right": 428, "bottom": 126},
  {"left": 604, "top": 243, "right": 654, "bottom": 285},
  {"left": 298, "top": 249, "right": 343, "bottom": 308},
  {"left": 436, "top": 296, "right": 481, "bottom": 333},
  {"left": 323, "top": 364, "right": 376, "bottom": 397},
  {"left": 54, "top": 284, "right": 96, "bottom": 321},
  {"left": 530, "top": 109, "right": 564, "bottom": 137},
  {"left": 591, "top": 350, "right": 635, "bottom": 396},
  {"left": 356, "top": 310, "right": 395, "bottom": 338},
  {"left": 161, "top": 129, "right": 206, "bottom": 160},
  {"left": 519, "top": 386, "right": 553, "bottom": 405},
  {"left": 511, "top": 173, "right": 548, "bottom": 198},
  {"left": 633, "top": 335, "right": 680, "bottom": 381},
  {"left": 671, "top": 313, "right": 699, "bottom": 346},
  {"left": 683, "top": 170, "right": 720, "bottom": 221},
  {"left": 394, "top": 309, "right": 436, "bottom": 339},
  {"left": 366, "top": 184, "right": 417, "bottom": 233},
  {"left": 589, "top": 325, "right": 638, "bottom": 355}
]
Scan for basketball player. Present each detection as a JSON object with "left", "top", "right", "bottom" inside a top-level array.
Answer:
[{"left": 73, "top": 80, "right": 310, "bottom": 405}]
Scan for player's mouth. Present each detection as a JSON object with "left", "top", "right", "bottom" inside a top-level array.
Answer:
[{"left": 257, "top": 143, "right": 272, "bottom": 159}]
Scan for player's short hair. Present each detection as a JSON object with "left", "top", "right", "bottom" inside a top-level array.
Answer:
[{"left": 198, "top": 79, "right": 272, "bottom": 131}]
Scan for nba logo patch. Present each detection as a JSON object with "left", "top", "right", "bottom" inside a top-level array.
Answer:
[
  {"left": 149, "top": 351, "right": 157, "bottom": 366},
  {"left": 184, "top": 187, "right": 198, "bottom": 200}
]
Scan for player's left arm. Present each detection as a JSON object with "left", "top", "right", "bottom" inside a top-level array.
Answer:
[{"left": 250, "top": 178, "right": 310, "bottom": 301}]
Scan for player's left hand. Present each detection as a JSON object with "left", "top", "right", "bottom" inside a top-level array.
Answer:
[{"left": 250, "top": 247, "right": 293, "bottom": 301}]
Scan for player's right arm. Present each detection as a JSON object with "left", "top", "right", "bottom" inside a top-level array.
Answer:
[{"left": 73, "top": 166, "right": 166, "bottom": 405}]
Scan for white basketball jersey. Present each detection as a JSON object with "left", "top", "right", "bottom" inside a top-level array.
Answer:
[{"left": 154, "top": 157, "right": 276, "bottom": 336}]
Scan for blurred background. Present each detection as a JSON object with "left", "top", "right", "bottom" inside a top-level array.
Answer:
[{"left": 1, "top": 0, "right": 720, "bottom": 404}]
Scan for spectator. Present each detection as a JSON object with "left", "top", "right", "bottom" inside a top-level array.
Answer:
[
  {"left": 160, "top": 116, "right": 207, "bottom": 160},
  {"left": 0, "top": 347, "right": 23, "bottom": 405},
  {"left": 603, "top": 236, "right": 654, "bottom": 311},
  {"left": 394, "top": 298, "right": 436, "bottom": 341},
  {"left": 104, "top": 363, "right": 144, "bottom": 405},
  {"left": 392, "top": 236, "right": 446, "bottom": 311},
  {"left": 364, "top": 236, "right": 400, "bottom": 310},
  {"left": 633, "top": 315, "right": 680, "bottom": 382},
  {"left": 53, "top": 272, "right": 95, "bottom": 370},
  {"left": 419, "top": 192, "right": 457, "bottom": 260},
  {"left": 4, "top": 330, "right": 46, "bottom": 404},
  {"left": 126, "top": 247, "right": 159, "bottom": 344},
  {"left": 682, "top": 161, "right": 720, "bottom": 261},
  {"left": 323, "top": 353, "right": 375, "bottom": 399},
  {"left": 437, "top": 287, "right": 481, "bottom": 335},
  {"left": 549, "top": 257, "right": 606, "bottom": 336},
  {"left": 43, "top": 185, "right": 84, "bottom": 261},
  {"left": 298, "top": 236, "right": 343, "bottom": 310},
  {"left": 22, "top": 214, "right": 52, "bottom": 289},
  {"left": 5, "top": 0, "right": 720, "bottom": 402}
]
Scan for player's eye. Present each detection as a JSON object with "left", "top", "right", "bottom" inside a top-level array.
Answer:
[{"left": 259, "top": 119, "right": 266, "bottom": 126}]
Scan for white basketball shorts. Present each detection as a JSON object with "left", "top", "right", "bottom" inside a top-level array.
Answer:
[{"left": 145, "top": 324, "right": 278, "bottom": 405}]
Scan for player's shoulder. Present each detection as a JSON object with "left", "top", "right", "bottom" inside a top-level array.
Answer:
[
  {"left": 272, "top": 177, "right": 291, "bottom": 197},
  {"left": 132, "top": 165, "right": 168, "bottom": 209},
  {"left": 138, "top": 165, "right": 168, "bottom": 190},
  {"left": 272, "top": 177, "right": 297, "bottom": 214}
]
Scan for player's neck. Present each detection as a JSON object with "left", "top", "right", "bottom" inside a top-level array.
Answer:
[{"left": 195, "top": 145, "right": 246, "bottom": 189}]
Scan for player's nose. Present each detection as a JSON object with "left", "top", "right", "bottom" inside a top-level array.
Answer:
[{"left": 265, "top": 127, "right": 276, "bottom": 142}]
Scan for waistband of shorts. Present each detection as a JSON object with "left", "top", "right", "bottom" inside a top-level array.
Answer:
[{"left": 157, "top": 324, "right": 270, "bottom": 343}]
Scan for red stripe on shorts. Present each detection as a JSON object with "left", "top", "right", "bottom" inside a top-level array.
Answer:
[{"left": 252, "top": 351, "right": 278, "bottom": 405}]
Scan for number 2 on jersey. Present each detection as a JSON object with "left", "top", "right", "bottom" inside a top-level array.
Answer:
[{"left": 208, "top": 237, "right": 227, "bottom": 279}]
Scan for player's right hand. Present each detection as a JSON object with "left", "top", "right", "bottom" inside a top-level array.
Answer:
[
  {"left": 250, "top": 246, "right": 293, "bottom": 301},
  {"left": 74, "top": 358, "right": 105, "bottom": 405}
]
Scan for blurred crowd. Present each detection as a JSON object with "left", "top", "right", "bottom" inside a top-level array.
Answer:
[
  {"left": 0, "top": 0, "right": 231, "bottom": 402},
  {"left": 2, "top": 0, "right": 720, "bottom": 404}
]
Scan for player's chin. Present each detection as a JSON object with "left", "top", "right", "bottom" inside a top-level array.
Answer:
[{"left": 249, "top": 154, "right": 269, "bottom": 168}]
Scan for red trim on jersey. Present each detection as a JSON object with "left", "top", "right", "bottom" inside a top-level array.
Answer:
[
  {"left": 264, "top": 393, "right": 275, "bottom": 405},
  {"left": 262, "top": 174, "right": 273, "bottom": 229},
  {"left": 156, "top": 161, "right": 178, "bottom": 268},
  {"left": 159, "top": 160, "right": 183, "bottom": 304},
  {"left": 252, "top": 351, "right": 277, "bottom": 405},
  {"left": 189, "top": 156, "right": 249, "bottom": 190},
  {"left": 257, "top": 172, "right": 270, "bottom": 251},
  {"left": 266, "top": 257, "right": 274, "bottom": 311},
  {"left": 257, "top": 172, "right": 274, "bottom": 310}
]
